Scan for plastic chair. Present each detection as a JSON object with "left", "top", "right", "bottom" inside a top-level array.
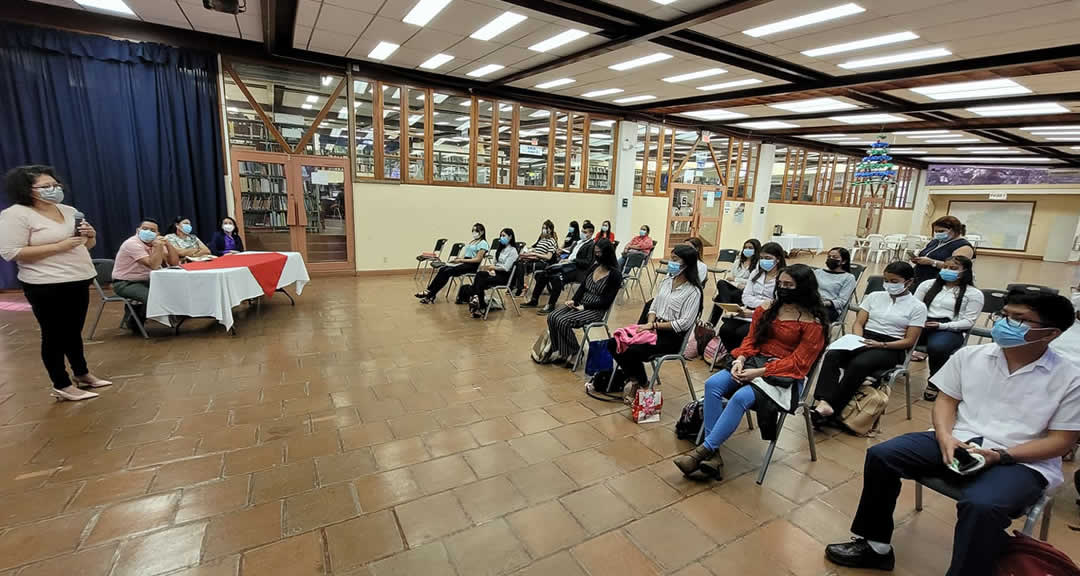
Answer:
[
  {"left": 571, "top": 303, "right": 615, "bottom": 373},
  {"left": 863, "top": 234, "right": 888, "bottom": 264},
  {"left": 715, "top": 249, "right": 739, "bottom": 265},
  {"left": 757, "top": 353, "right": 826, "bottom": 484},
  {"left": 870, "top": 347, "right": 916, "bottom": 420},
  {"left": 481, "top": 262, "right": 521, "bottom": 319},
  {"left": 415, "top": 238, "right": 448, "bottom": 280},
  {"left": 620, "top": 251, "right": 649, "bottom": 303},
  {"left": 88, "top": 258, "right": 148, "bottom": 340},
  {"left": 1006, "top": 283, "right": 1059, "bottom": 295},
  {"left": 883, "top": 234, "right": 906, "bottom": 260},
  {"left": 914, "top": 478, "right": 1053, "bottom": 540}
]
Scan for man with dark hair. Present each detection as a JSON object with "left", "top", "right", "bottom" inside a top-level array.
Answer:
[
  {"left": 825, "top": 290, "right": 1080, "bottom": 575},
  {"left": 113, "top": 218, "right": 170, "bottom": 318}
]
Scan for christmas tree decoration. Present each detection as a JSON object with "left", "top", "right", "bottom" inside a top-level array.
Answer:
[{"left": 853, "top": 134, "right": 897, "bottom": 184}]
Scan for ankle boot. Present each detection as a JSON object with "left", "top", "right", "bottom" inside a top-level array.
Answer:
[
  {"left": 674, "top": 445, "right": 717, "bottom": 476},
  {"left": 699, "top": 450, "right": 725, "bottom": 479}
]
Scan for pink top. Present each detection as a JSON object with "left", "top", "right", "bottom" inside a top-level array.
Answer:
[
  {"left": 0, "top": 203, "right": 95, "bottom": 284},
  {"left": 625, "top": 234, "right": 654, "bottom": 253},
  {"left": 112, "top": 235, "right": 155, "bottom": 282}
]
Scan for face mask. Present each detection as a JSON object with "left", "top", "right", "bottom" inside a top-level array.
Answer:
[
  {"left": 222, "top": 224, "right": 235, "bottom": 233},
  {"left": 542, "top": 229, "right": 550, "bottom": 236},
  {"left": 602, "top": 225, "right": 610, "bottom": 232},
  {"left": 667, "top": 261, "right": 682, "bottom": 277},
  {"left": 991, "top": 318, "right": 1034, "bottom": 349},
  {"left": 759, "top": 259, "right": 776, "bottom": 272},
  {"left": 825, "top": 258, "right": 842, "bottom": 270},
  {"left": 568, "top": 227, "right": 574, "bottom": 235},
  {"left": 884, "top": 282, "right": 907, "bottom": 295},
  {"left": 938, "top": 269, "right": 960, "bottom": 283},
  {"left": 776, "top": 287, "right": 796, "bottom": 301},
  {"left": 180, "top": 223, "right": 193, "bottom": 235},
  {"left": 499, "top": 236, "right": 509, "bottom": 245},
  {"left": 933, "top": 232, "right": 950, "bottom": 241},
  {"left": 138, "top": 229, "right": 156, "bottom": 243},
  {"left": 639, "top": 229, "right": 647, "bottom": 236},
  {"left": 743, "top": 248, "right": 755, "bottom": 258},
  {"left": 34, "top": 185, "right": 64, "bottom": 204},
  {"left": 472, "top": 231, "right": 480, "bottom": 240}
]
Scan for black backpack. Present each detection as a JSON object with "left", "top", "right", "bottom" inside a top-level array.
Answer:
[{"left": 675, "top": 400, "right": 703, "bottom": 440}]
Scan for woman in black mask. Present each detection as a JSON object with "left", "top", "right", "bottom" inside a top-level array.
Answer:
[{"left": 814, "top": 247, "right": 856, "bottom": 323}]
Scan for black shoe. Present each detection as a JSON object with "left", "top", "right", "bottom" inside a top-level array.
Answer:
[
  {"left": 520, "top": 301, "right": 539, "bottom": 308},
  {"left": 538, "top": 306, "right": 554, "bottom": 315},
  {"left": 809, "top": 409, "right": 827, "bottom": 430},
  {"left": 825, "top": 539, "right": 895, "bottom": 571}
]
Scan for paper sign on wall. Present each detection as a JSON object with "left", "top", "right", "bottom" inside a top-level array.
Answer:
[
  {"left": 723, "top": 201, "right": 732, "bottom": 214},
  {"left": 988, "top": 191, "right": 1008, "bottom": 200},
  {"left": 705, "top": 192, "right": 715, "bottom": 208}
]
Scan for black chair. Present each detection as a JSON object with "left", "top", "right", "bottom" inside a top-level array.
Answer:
[
  {"left": 864, "top": 274, "right": 885, "bottom": 295},
  {"left": 620, "top": 251, "right": 649, "bottom": 303},
  {"left": 88, "top": 258, "right": 148, "bottom": 340},
  {"left": 715, "top": 249, "right": 738, "bottom": 264},
  {"left": 965, "top": 288, "right": 1008, "bottom": 344},
  {"left": 415, "top": 238, "right": 448, "bottom": 280},
  {"left": 1006, "top": 283, "right": 1059, "bottom": 295},
  {"left": 429, "top": 242, "right": 463, "bottom": 299},
  {"left": 849, "top": 262, "right": 867, "bottom": 283}
]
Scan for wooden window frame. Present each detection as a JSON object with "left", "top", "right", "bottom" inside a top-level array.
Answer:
[
  {"left": 427, "top": 91, "right": 473, "bottom": 187},
  {"left": 515, "top": 104, "right": 553, "bottom": 191}
]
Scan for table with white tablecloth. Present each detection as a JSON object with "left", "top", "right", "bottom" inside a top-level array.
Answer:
[
  {"left": 146, "top": 251, "right": 309, "bottom": 331},
  {"left": 771, "top": 234, "right": 824, "bottom": 254}
]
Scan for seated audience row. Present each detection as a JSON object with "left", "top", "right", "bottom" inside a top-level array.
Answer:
[{"left": 544, "top": 239, "right": 622, "bottom": 366}]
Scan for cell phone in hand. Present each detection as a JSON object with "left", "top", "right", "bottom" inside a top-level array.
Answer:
[
  {"left": 73, "top": 210, "right": 85, "bottom": 237},
  {"left": 949, "top": 446, "right": 986, "bottom": 475}
]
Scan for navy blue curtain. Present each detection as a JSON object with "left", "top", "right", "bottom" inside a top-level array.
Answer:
[{"left": 0, "top": 23, "right": 225, "bottom": 288}]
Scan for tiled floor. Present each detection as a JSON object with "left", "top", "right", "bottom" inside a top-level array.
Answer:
[{"left": 0, "top": 253, "right": 1077, "bottom": 576}]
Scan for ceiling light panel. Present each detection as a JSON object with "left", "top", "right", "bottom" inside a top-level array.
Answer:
[
  {"left": 529, "top": 29, "right": 589, "bottom": 53},
  {"left": 910, "top": 79, "right": 1031, "bottom": 101},
  {"left": 744, "top": 3, "right": 865, "bottom": 38},
  {"left": 466, "top": 64, "right": 504, "bottom": 77},
  {"left": 74, "top": 0, "right": 134, "bottom": 14},
  {"left": 613, "top": 95, "right": 655, "bottom": 104},
  {"left": 368, "top": 42, "right": 400, "bottom": 61},
  {"left": 609, "top": 53, "right": 672, "bottom": 71},
  {"left": 403, "top": 0, "right": 452, "bottom": 26},
  {"left": 895, "top": 130, "right": 950, "bottom": 136},
  {"left": 582, "top": 88, "right": 624, "bottom": 98},
  {"left": 839, "top": 48, "right": 951, "bottom": 70},
  {"left": 697, "top": 78, "right": 763, "bottom": 91},
  {"left": 828, "top": 113, "right": 907, "bottom": 124},
  {"left": 967, "top": 102, "right": 1069, "bottom": 117},
  {"left": 534, "top": 78, "right": 575, "bottom": 89},
  {"left": 1021, "top": 125, "right": 1080, "bottom": 131},
  {"left": 768, "top": 98, "right": 859, "bottom": 113},
  {"left": 919, "top": 138, "right": 981, "bottom": 143},
  {"left": 419, "top": 53, "right": 455, "bottom": 70},
  {"left": 735, "top": 121, "right": 800, "bottom": 129},
  {"left": 663, "top": 68, "right": 727, "bottom": 83},
  {"left": 470, "top": 12, "right": 527, "bottom": 41},
  {"left": 802, "top": 31, "right": 918, "bottom": 57},
  {"left": 679, "top": 109, "right": 750, "bottom": 121}
]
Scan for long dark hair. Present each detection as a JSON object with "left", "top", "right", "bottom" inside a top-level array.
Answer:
[
  {"left": 752, "top": 264, "right": 830, "bottom": 348},
  {"left": 739, "top": 238, "right": 761, "bottom": 268},
  {"left": 566, "top": 220, "right": 581, "bottom": 247},
  {"left": 496, "top": 227, "right": 517, "bottom": 259},
  {"left": 597, "top": 219, "right": 614, "bottom": 240},
  {"left": 222, "top": 216, "right": 239, "bottom": 237},
  {"left": 173, "top": 216, "right": 190, "bottom": 235},
  {"left": 751, "top": 241, "right": 787, "bottom": 282},
  {"left": 671, "top": 244, "right": 704, "bottom": 321},
  {"left": 472, "top": 222, "right": 486, "bottom": 241},
  {"left": 5, "top": 165, "right": 61, "bottom": 206},
  {"left": 593, "top": 238, "right": 618, "bottom": 271},
  {"left": 536, "top": 219, "right": 555, "bottom": 244},
  {"left": 825, "top": 246, "right": 852, "bottom": 273},
  {"left": 922, "top": 255, "right": 974, "bottom": 317}
]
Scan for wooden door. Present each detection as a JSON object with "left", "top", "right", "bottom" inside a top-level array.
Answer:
[
  {"left": 695, "top": 186, "right": 723, "bottom": 257},
  {"left": 232, "top": 149, "right": 299, "bottom": 255},
  {"left": 667, "top": 184, "right": 698, "bottom": 250},
  {"left": 289, "top": 155, "right": 354, "bottom": 273}
]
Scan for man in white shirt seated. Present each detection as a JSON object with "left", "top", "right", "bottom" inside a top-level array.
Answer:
[
  {"left": 825, "top": 289, "right": 1080, "bottom": 575},
  {"left": 1050, "top": 289, "right": 1080, "bottom": 363}
]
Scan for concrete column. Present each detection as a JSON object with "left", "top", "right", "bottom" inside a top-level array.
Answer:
[
  {"left": 908, "top": 168, "right": 929, "bottom": 236},
  {"left": 612, "top": 120, "right": 638, "bottom": 243},
  {"left": 750, "top": 143, "right": 775, "bottom": 241}
]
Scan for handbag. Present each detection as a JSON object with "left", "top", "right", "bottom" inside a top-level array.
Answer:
[
  {"left": 530, "top": 330, "right": 554, "bottom": 364},
  {"left": 839, "top": 378, "right": 891, "bottom": 436},
  {"left": 632, "top": 387, "right": 662, "bottom": 423},
  {"left": 675, "top": 400, "right": 703, "bottom": 440},
  {"left": 688, "top": 324, "right": 715, "bottom": 359},
  {"left": 703, "top": 336, "right": 726, "bottom": 366},
  {"left": 584, "top": 338, "right": 614, "bottom": 376}
]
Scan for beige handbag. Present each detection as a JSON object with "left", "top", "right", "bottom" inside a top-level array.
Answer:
[
  {"left": 839, "top": 379, "right": 891, "bottom": 436},
  {"left": 530, "top": 330, "right": 554, "bottom": 364}
]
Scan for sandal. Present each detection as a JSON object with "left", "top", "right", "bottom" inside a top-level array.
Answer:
[
  {"left": 419, "top": 296, "right": 434, "bottom": 304},
  {"left": 414, "top": 292, "right": 429, "bottom": 299}
]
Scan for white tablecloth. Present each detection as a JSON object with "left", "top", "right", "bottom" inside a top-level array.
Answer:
[
  {"left": 146, "top": 252, "right": 309, "bottom": 330},
  {"left": 772, "top": 234, "right": 824, "bottom": 254}
]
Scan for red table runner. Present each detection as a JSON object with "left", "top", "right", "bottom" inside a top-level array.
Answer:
[{"left": 181, "top": 253, "right": 288, "bottom": 297}]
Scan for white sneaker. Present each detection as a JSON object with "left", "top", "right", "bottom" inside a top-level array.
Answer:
[{"left": 52, "top": 386, "right": 99, "bottom": 401}]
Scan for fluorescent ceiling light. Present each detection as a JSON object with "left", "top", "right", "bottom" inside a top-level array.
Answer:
[
  {"left": 301, "top": 104, "right": 313, "bottom": 110},
  {"left": 321, "top": 75, "right": 334, "bottom": 86},
  {"left": 697, "top": 78, "right": 763, "bottom": 91},
  {"left": 390, "top": 88, "right": 400, "bottom": 100},
  {"left": 467, "top": 64, "right": 504, "bottom": 77},
  {"left": 1027, "top": 131, "right": 1080, "bottom": 136},
  {"left": 1020, "top": 125, "right": 1080, "bottom": 131},
  {"left": 839, "top": 47, "right": 951, "bottom": 69},
  {"left": 593, "top": 120, "right": 615, "bottom": 126},
  {"left": 529, "top": 29, "right": 589, "bottom": 53},
  {"left": 226, "top": 107, "right": 239, "bottom": 113},
  {"left": 535, "top": 78, "right": 575, "bottom": 89},
  {"left": 802, "top": 31, "right": 918, "bottom": 57},
  {"left": 1046, "top": 137, "right": 1080, "bottom": 141},
  {"left": 651, "top": 0, "right": 678, "bottom": 4},
  {"left": 305, "top": 95, "right": 318, "bottom": 103},
  {"left": 965, "top": 150, "right": 1023, "bottom": 154},
  {"left": 828, "top": 113, "right": 907, "bottom": 124},
  {"left": 735, "top": 121, "right": 799, "bottom": 129},
  {"left": 609, "top": 53, "right": 672, "bottom": 71},
  {"left": 889, "top": 149, "right": 926, "bottom": 154},
  {"left": 663, "top": 68, "right": 726, "bottom": 83},
  {"left": 768, "top": 98, "right": 858, "bottom": 113},
  {"left": 896, "top": 130, "right": 951, "bottom": 136},
  {"left": 73, "top": 0, "right": 134, "bottom": 15},
  {"left": 924, "top": 156, "right": 1053, "bottom": 163},
  {"left": 956, "top": 147, "right": 1009, "bottom": 151},
  {"left": 459, "top": 100, "right": 471, "bottom": 107},
  {"left": 806, "top": 133, "right": 847, "bottom": 138},
  {"left": 1071, "top": 146, "right": 1080, "bottom": 150},
  {"left": 499, "top": 104, "right": 513, "bottom": 111},
  {"left": 419, "top": 53, "right": 455, "bottom": 70},
  {"left": 744, "top": 3, "right": 864, "bottom": 37},
  {"left": 583, "top": 88, "right": 624, "bottom": 98},
  {"left": 921, "top": 138, "right": 981, "bottom": 144},
  {"left": 613, "top": 95, "right": 655, "bottom": 104},
  {"left": 679, "top": 109, "right": 750, "bottom": 121},
  {"left": 368, "top": 42, "right": 400, "bottom": 61},
  {"left": 910, "top": 78, "right": 1030, "bottom": 101},
  {"left": 967, "top": 102, "right": 1069, "bottom": 117},
  {"left": 455, "top": 116, "right": 469, "bottom": 121},
  {"left": 471, "top": 12, "right": 527, "bottom": 41},
  {"left": 403, "top": 0, "right": 452, "bottom": 26},
  {"left": 529, "top": 110, "right": 551, "bottom": 118},
  {"left": 915, "top": 134, "right": 964, "bottom": 139}
]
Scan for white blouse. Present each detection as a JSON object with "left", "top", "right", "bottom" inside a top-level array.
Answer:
[
  {"left": 914, "top": 279, "right": 984, "bottom": 331},
  {"left": 741, "top": 271, "right": 777, "bottom": 309}
]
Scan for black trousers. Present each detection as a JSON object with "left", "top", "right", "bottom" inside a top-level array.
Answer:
[
  {"left": 529, "top": 263, "right": 577, "bottom": 307},
  {"left": 814, "top": 331, "right": 903, "bottom": 410},
  {"left": 607, "top": 329, "right": 683, "bottom": 385},
  {"left": 851, "top": 431, "right": 1045, "bottom": 576},
  {"left": 21, "top": 279, "right": 92, "bottom": 390},
  {"left": 468, "top": 270, "right": 511, "bottom": 308},
  {"left": 425, "top": 263, "right": 478, "bottom": 298},
  {"left": 512, "top": 260, "right": 546, "bottom": 293},
  {"left": 717, "top": 317, "right": 751, "bottom": 353}
]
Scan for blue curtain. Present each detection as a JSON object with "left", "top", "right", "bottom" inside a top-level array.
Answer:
[{"left": 0, "top": 23, "right": 225, "bottom": 288}]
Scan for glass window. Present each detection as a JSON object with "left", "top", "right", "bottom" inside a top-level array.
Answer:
[
  {"left": 224, "top": 70, "right": 279, "bottom": 152},
  {"left": 644, "top": 126, "right": 659, "bottom": 194},
  {"left": 669, "top": 130, "right": 697, "bottom": 185},
  {"left": 382, "top": 85, "right": 402, "bottom": 179},
  {"left": 517, "top": 106, "right": 550, "bottom": 187},
  {"left": 659, "top": 127, "right": 674, "bottom": 194},
  {"left": 633, "top": 124, "right": 646, "bottom": 194},
  {"left": 229, "top": 62, "right": 342, "bottom": 154},
  {"left": 475, "top": 99, "right": 492, "bottom": 186},
  {"left": 587, "top": 118, "right": 614, "bottom": 191},
  {"left": 800, "top": 151, "right": 817, "bottom": 202},
  {"left": 497, "top": 103, "right": 513, "bottom": 186},
  {"left": 432, "top": 93, "right": 471, "bottom": 184},
  {"left": 770, "top": 148, "right": 787, "bottom": 200},
  {"left": 553, "top": 113, "right": 567, "bottom": 189},
  {"left": 569, "top": 114, "right": 585, "bottom": 190},
  {"left": 407, "top": 88, "right": 426, "bottom": 181},
  {"left": 353, "top": 79, "right": 375, "bottom": 178},
  {"left": 304, "top": 79, "right": 348, "bottom": 157}
]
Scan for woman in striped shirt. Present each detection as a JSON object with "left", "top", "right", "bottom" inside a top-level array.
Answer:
[
  {"left": 546, "top": 239, "right": 622, "bottom": 366},
  {"left": 605, "top": 244, "right": 703, "bottom": 395}
]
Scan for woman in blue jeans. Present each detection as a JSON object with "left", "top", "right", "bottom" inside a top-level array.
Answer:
[
  {"left": 913, "top": 255, "right": 983, "bottom": 400},
  {"left": 675, "top": 264, "right": 828, "bottom": 478}
]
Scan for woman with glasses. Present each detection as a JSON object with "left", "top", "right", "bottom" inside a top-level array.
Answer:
[{"left": 913, "top": 255, "right": 982, "bottom": 400}]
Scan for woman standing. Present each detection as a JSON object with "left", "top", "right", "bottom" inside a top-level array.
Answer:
[
  {"left": 913, "top": 255, "right": 982, "bottom": 400},
  {"left": 911, "top": 216, "right": 974, "bottom": 286},
  {"left": 814, "top": 247, "right": 856, "bottom": 323},
  {"left": 716, "top": 242, "right": 786, "bottom": 353},
  {"left": 467, "top": 228, "right": 519, "bottom": 317},
  {"left": 0, "top": 166, "right": 111, "bottom": 401},
  {"left": 416, "top": 223, "right": 489, "bottom": 304},
  {"left": 546, "top": 239, "right": 621, "bottom": 366},
  {"left": 209, "top": 216, "right": 245, "bottom": 256},
  {"left": 164, "top": 216, "right": 211, "bottom": 265}
]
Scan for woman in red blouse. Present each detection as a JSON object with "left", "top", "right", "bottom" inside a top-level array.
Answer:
[{"left": 675, "top": 263, "right": 828, "bottom": 478}]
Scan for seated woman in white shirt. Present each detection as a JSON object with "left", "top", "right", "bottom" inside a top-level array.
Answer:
[
  {"left": 913, "top": 255, "right": 983, "bottom": 400},
  {"left": 811, "top": 261, "right": 927, "bottom": 427},
  {"left": 466, "top": 228, "right": 519, "bottom": 318},
  {"left": 708, "top": 238, "right": 760, "bottom": 325},
  {"left": 716, "top": 241, "right": 786, "bottom": 353}
]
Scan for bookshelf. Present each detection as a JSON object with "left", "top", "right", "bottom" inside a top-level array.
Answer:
[{"left": 238, "top": 161, "right": 289, "bottom": 231}]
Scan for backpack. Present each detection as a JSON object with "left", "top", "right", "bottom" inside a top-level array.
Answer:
[
  {"left": 675, "top": 400, "right": 703, "bottom": 440},
  {"left": 994, "top": 531, "right": 1080, "bottom": 576},
  {"left": 839, "top": 378, "right": 891, "bottom": 436}
]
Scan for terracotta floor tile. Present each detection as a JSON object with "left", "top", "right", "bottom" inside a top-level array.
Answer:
[
  {"left": 431, "top": 404, "right": 483, "bottom": 428},
  {"left": 701, "top": 519, "right": 827, "bottom": 576},
  {"left": 589, "top": 413, "right": 642, "bottom": 440},
  {"left": 410, "top": 454, "right": 478, "bottom": 494},
  {"left": 559, "top": 483, "right": 638, "bottom": 535},
  {"left": 596, "top": 437, "right": 661, "bottom": 472},
  {"left": 67, "top": 469, "right": 156, "bottom": 511},
  {"left": 395, "top": 491, "right": 472, "bottom": 547},
  {"left": 712, "top": 473, "right": 798, "bottom": 523},
  {"left": 241, "top": 531, "right": 325, "bottom": 576},
  {"left": 16, "top": 542, "right": 117, "bottom": 576},
  {"left": 468, "top": 418, "right": 523, "bottom": 445},
  {"left": 355, "top": 398, "right": 406, "bottom": 423},
  {"left": 260, "top": 383, "right": 309, "bottom": 404},
  {"left": 201, "top": 502, "right": 282, "bottom": 560},
  {"left": 511, "top": 551, "right": 588, "bottom": 576},
  {"left": 129, "top": 437, "right": 200, "bottom": 468},
  {"left": 372, "top": 437, "right": 430, "bottom": 470},
  {"left": 544, "top": 402, "right": 597, "bottom": 425},
  {"left": 454, "top": 475, "right": 528, "bottom": 523},
  {"left": 256, "top": 415, "right": 311, "bottom": 443},
  {"left": 0, "top": 511, "right": 94, "bottom": 572},
  {"left": 605, "top": 468, "right": 681, "bottom": 515},
  {"left": 506, "top": 461, "right": 578, "bottom": 505},
  {"left": 673, "top": 490, "right": 757, "bottom": 546},
  {"left": 197, "top": 425, "right": 259, "bottom": 455},
  {"left": 445, "top": 519, "right": 531, "bottom": 576},
  {"left": 554, "top": 449, "right": 622, "bottom": 486},
  {"left": 314, "top": 448, "right": 376, "bottom": 485},
  {"left": 168, "top": 555, "right": 239, "bottom": 576},
  {"left": 251, "top": 461, "right": 316, "bottom": 504},
  {"left": 151, "top": 454, "right": 223, "bottom": 491},
  {"left": 507, "top": 409, "right": 562, "bottom": 435},
  {"left": 223, "top": 443, "right": 283, "bottom": 476},
  {"left": 284, "top": 482, "right": 358, "bottom": 535},
  {"left": 353, "top": 468, "right": 423, "bottom": 512},
  {"left": 52, "top": 448, "right": 135, "bottom": 482},
  {"left": 108, "top": 419, "right": 179, "bottom": 448},
  {"left": 387, "top": 413, "right": 443, "bottom": 439},
  {"left": 175, "top": 412, "right": 231, "bottom": 437},
  {"left": 787, "top": 498, "right": 855, "bottom": 546},
  {"left": 463, "top": 442, "right": 529, "bottom": 478},
  {"left": 633, "top": 426, "right": 694, "bottom": 458},
  {"left": 471, "top": 398, "right": 520, "bottom": 420},
  {"left": 781, "top": 451, "right": 858, "bottom": 488},
  {"left": 0, "top": 483, "right": 79, "bottom": 527},
  {"left": 367, "top": 541, "right": 456, "bottom": 576},
  {"left": 570, "top": 531, "right": 661, "bottom": 576},
  {"left": 231, "top": 403, "right": 284, "bottom": 427},
  {"left": 669, "top": 563, "right": 713, "bottom": 576},
  {"left": 284, "top": 430, "right": 341, "bottom": 463},
  {"left": 324, "top": 509, "right": 403, "bottom": 572},
  {"left": 624, "top": 508, "right": 716, "bottom": 572},
  {"left": 422, "top": 428, "right": 479, "bottom": 458},
  {"left": 111, "top": 522, "right": 207, "bottom": 576},
  {"left": 644, "top": 461, "right": 713, "bottom": 499},
  {"left": 338, "top": 422, "right": 394, "bottom": 451},
  {"left": 755, "top": 463, "right": 830, "bottom": 504},
  {"left": 507, "top": 500, "right": 588, "bottom": 558},
  {"left": 85, "top": 491, "right": 180, "bottom": 545},
  {"left": 309, "top": 407, "right": 360, "bottom": 432},
  {"left": 548, "top": 422, "right": 605, "bottom": 451},
  {"left": 507, "top": 431, "right": 570, "bottom": 465},
  {"left": 155, "top": 397, "right": 213, "bottom": 419},
  {"left": 177, "top": 475, "right": 250, "bottom": 523}
]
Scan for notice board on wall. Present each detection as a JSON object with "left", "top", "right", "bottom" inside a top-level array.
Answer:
[{"left": 947, "top": 200, "right": 1035, "bottom": 251}]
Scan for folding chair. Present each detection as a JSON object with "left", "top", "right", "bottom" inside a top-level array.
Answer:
[
  {"left": 432, "top": 242, "right": 465, "bottom": 300},
  {"left": 571, "top": 303, "right": 615, "bottom": 373},
  {"left": 870, "top": 347, "right": 916, "bottom": 420},
  {"left": 1006, "top": 283, "right": 1059, "bottom": 295},
  {"left": 964, "top": 288, "right": 1007, "bottom": 345},
  {"left": 830, "top": 269, "right": 874, "bottom": 336},
  {"left": 914, "top": 478, "right": 1053, "bottom": 540},
  {"left": 604, "top": 309, "right": 703, "bottom": 403},
  {"left": 88, "top": 258, "right": 148, "bottom": 340},
  {"left": 709, "top": 248, "right": 739, "bottom": 286},
  {"left": 756, "top": 353, "right": 826, "bottom": 484},
  {"left": 481, "top": 263, "right": 521, "bottom": 319},
  {"left": 415, "top": 238, "right": 448, "bottom": 280},
  {"left": 619, "top": 251, "right": 649, "bottom": 303}
]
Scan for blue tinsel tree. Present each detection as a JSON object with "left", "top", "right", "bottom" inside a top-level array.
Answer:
[{"left": 853, "top": 134, "right": 897, "bottom": 188}]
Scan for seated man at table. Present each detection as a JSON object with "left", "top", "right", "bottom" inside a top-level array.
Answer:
[
  {"left": 824, "top": 289, "right": 1080, "bottom": 576},
  {"left": 113, "top": 218, "right": 169, "bottom": 322}
]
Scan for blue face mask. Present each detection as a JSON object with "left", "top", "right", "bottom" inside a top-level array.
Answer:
[
  {"left": 499, "top": 236, "right": 510, "bottom": 245},
  {"left": 933, "top": 231, "right": 949, "bottom": 241},
  {"left": 138, "top": 229, "right": 156, "bottom": 243},
  {"left": 639, "top": 229, "right": 647, "bottom": 236},
  {"left": 667, "top": 261, "right": 682, "bottom": 277},
  {"left": 759, "top": 259, "right": 776, "bottom": 271},
  {"left": 938, "top": 269, "right": 960, "bottom": 282},
  {"left": 991, "top": 318, "right": 1033, "bottom": 349},
  {"left": 743, "top": 248, "right": 755, "bottom": 258},
  {"left": 180, "top": 223, "right": 193, "bottom": 235}
]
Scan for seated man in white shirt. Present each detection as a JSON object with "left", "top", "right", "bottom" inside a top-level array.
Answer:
[{"left": 825, "top": 289, "right": 1080, "bottom": 576}]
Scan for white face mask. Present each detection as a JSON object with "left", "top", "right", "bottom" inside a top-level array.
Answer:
[
  {"left": 883, "top": 281, "right": 907, "bottom": 295},
  {"left": 222, "top": 224, "right": 235, "bottom": 233},
  {"left": 472, "top": 231, "right": 480, "bottom": 240}
]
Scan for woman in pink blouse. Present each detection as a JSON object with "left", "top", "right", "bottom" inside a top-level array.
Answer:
[{"left": 617, "top": 224, "right": 655, "bottom": 272}]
